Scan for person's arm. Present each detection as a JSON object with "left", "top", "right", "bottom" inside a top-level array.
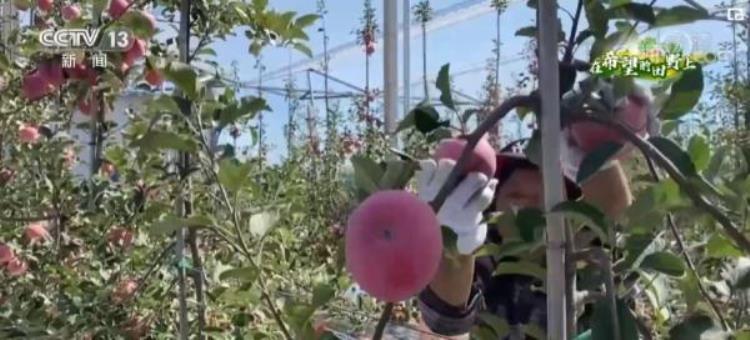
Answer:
[
  {"left": 428, "top": 254, "right": 475, "bottom": 307},
  {"left": 579, "top": 160, "right": 632, "bottom": 218}
]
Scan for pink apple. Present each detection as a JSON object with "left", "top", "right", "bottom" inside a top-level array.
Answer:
[
  {"left": 61, "top": 4, "right": 81, "bottom": 21},
  {"left": 108, "top": 0, "right": 131, "bottom": 19},
  {"left": 18, "top": 124, "right": 40, "bottom": 144},
  {"left": 0, "top": 244, "right": 15, "bottom": 265},
  {"left": 6, "top": 258, "right": 28, "bottom": 277},
  {"left": 24, "top": 221, "right": 50, "bottom": 244},
  {"left": 37, "top": 0, "right": 53, "bottom": 12}
]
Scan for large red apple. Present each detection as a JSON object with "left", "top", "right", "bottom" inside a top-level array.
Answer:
[
  {"left": 433, "top": 136, "right": 497, "bottom": 177},
  {"left": 37, "top": 0, "right": 53, "bottom": 12},
  {"left": 570, "top": 92, "right": 651, "bottom": 152},
  {"left": 345, "top": 190, "right": 442, "bottom": 303},
  {"left": 108, "top": 0, "right": 131, "bottom": 19},
  {"left": 22, "top": 71, "right": 53, "bottom": 101},
  {"left": 39, "top": 61, "right": 64, "bottom": 88},
  {"left": 61, "top": 4, "right": 81, "bottom": 21}
]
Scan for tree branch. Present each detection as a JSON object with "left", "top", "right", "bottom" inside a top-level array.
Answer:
[
  {"left": 372, "top": 302, "right": 393, "bottom": 339},
  {"left": 563, "top": 0, "right": 584, "bottom": 64},
  {"left": 643, "top": 153, "right": 731, "bottom": 330}
]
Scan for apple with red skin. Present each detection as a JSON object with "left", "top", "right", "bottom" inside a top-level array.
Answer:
[
  {"left": 345, "top": 190, "right": 442, "bottom": 303},
  {"left": 37, "top": 0, "right": 53, "bottom": 12},
  {"left": 433, "top": 136, "right": 497, "bottom": 177},
  {"left": 0, "top": 244, "right": 15, "bottom": 265},
  {"left": 22, "top": 70, "right": 54, "bottom": 101},
  {"left": 61, "top": 4, "right": 81, "bottom": 21},
  {"left": 365, "top": 42, "right": 376, "bottom": 56},
  {"left": 570, "top": 92, "right": 651, "bottom": 152},
  {"left": 124, "top": 38, "right": 147, "bottom": 65},
  {"left": 39, "top": 61, "right": 65, "bottom": 88},
  {"left": 108, "top": 0, "right": 131, "bottom": 19},
  {"left": 144, "top": 68, "right": 164, "bottom": 87}
]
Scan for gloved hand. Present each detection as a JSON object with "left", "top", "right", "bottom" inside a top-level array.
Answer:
[
  {"left": 561, "top": 86, "right": 660, "bottom": 182},
  {"left": 416, "top": 159, "right": 498, "bottom": 255}
]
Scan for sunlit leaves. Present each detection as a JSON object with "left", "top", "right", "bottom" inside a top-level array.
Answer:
[
  {"left": 249, "top": 211, "right": 280, "bottom": 238},
  {"left": 218, "top": 158, "right": 252, "bottom": 193},
  {"left": 164, "top": 62, "right": 199, "bottom": 100}
]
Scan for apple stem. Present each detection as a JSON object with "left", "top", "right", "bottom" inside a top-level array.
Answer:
[{"left": 372, "top": 302, "right": 393, "bottom": 340}]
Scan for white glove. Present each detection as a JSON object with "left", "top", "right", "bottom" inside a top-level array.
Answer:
[{"left": 416, "top": 159, "right": 498, "bottom": 255}]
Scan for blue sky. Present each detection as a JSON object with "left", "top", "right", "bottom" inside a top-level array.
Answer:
[{"left": 207, "top": 0, "right": 741, "bottom": 163}]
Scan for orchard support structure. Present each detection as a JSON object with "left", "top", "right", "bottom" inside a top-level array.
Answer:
[
  {"left": 538, "top": 0, "right": 567, "bottom": 339},
  {"left": 403, "top": 0, "right": 411, "bottom": 129},
  {"left": 384, "top": 0, "right": 399, "bottom": 146}
]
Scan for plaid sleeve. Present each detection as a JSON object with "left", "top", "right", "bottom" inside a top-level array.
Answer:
[{"left": 417, "top": 284, "right": 484, "bottom": 336}]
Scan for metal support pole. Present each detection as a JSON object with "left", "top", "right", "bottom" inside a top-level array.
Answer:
[
  {"left": 384, "top": 0, "right": 398, "bottom": 147},
  {"left": 538, "top": 0, "right": 567, "bottom": 338},
  {"left": 403, "top": 0, "right": 411, "bottom": 129},
  {"left": 176, "top": 0, "right": 191, "bottom": 337}
]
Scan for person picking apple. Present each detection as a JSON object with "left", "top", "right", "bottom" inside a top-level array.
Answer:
[{"left": 414, "top": 88, "right": 656, "bottom": 338}]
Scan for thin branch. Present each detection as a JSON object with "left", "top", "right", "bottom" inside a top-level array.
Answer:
[
  {"left": 563, "top": 0, "right": 584, "bottom": 64},
  {"left": 372, "top": 303, "right": 393, "bottom": 339},
  {"left": 643, "top": 154, "right": 731, "bottom": 330}
]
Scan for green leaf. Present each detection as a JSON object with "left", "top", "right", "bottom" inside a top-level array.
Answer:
[
  {"left": 649, "top": 136, "right": 697, "bottom": 177},
  {"left": 591, "top": 298, "right": 640, "bottom": 340},
  {"left": 577, "top": 141, "right": 623, "bottom": 183},
  {"left": 378, "top": 160, "right": 417, "bottom": 190},
  {"left": 515, "top": 26, "right": 537, "bottom": 37},
  {"left": 412, "top": 104, "right": 447, "bottom": 134},
  {"left": 585, "top": 0, "right": 609, "bottom": 39},
  {"left": 133, "top": 131, "right": 197, "bottom": 152},
  {"left": 516, "top": 208, "right": 546, "bottom": 243},
  {"left": 687, "top": 134, "right": 710, "bottom": 171},
  {"left": 295, "top": 14, "right": 319, "bottom": 28},
  {"left": 219, "top": 267, "right": 259, "bottom": 283},
  {"left": 311, "top": 283, "right": 335, "bottom": 308},
  {"left": 477, "top": 312, "right": 511, "bottom": 339},
  {"left": 436, "top": 64, "right": 456, "bottom": 111},
  {"left": 146, "top": 95, "right": 181, "bottom": 114},
  {"left": 668, "top": 314, "right": 715, "bottom": 340},
  {"left": 640, "top": 251, "right": 685, "bottom": 276},
  {"left": 704, "top": 146, "right": 727, "bottom": 181},
  {"left": 706, "top": 233, "right": 742, "bottom": 258},
  {"left": 654, "top": 6, "right": 709, "bottom": 28},
  {"left": 219, "top": 96, "right": 269, "bottom": 127},
  {"left": 660, "top": 65, "right": 703, "bottom": 119},
  {"left": 293, "top": 42, "right": 314, "bottom": 58},
  {"left": 493, "top": 261, "right": 546, "bottom": 285},
  {"left": 249, "top": 211, "right": 280, "bottom": 238},
  {"left": 607, "top": 3, "right": 656, "bottom": 24},
  {"left": 552, "top": 201, "right": 610, "bottom": 241},
  {"left": 218, "top": 158, "right": 252, "bottom": 193},
  {"left": 164, "top": 62, "right": 199, "bottom": 100},
  {"left": 351, "top": 155, "right": 384, "bottom": 196},
  {"left": 149, "top": 214, "right": 184, "bottom": 236}
]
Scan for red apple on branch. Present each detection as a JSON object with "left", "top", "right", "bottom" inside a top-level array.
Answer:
[
  {"left": 345, "top": 190, "right": 442, "bottom": 302},
  {"left": 433, "top": 135, "right": 497, "bottom": 177}
]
